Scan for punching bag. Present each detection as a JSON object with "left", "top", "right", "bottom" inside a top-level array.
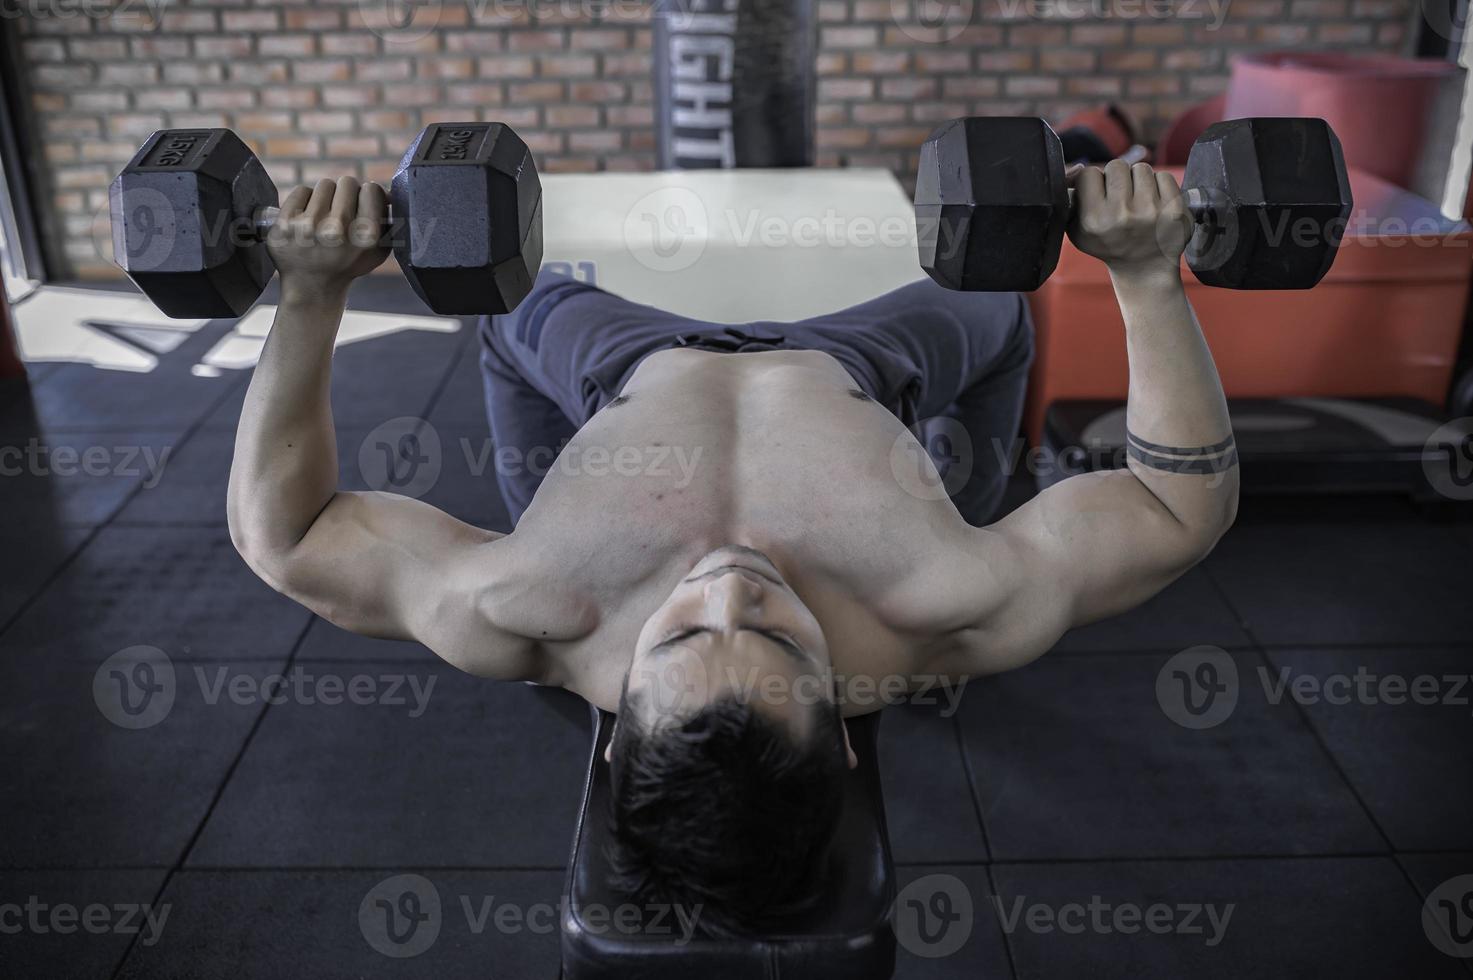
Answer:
[{"left": 652, "top": 0, "right": 817, "bottom": 168}]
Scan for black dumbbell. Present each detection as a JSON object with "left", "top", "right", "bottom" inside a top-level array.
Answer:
[
  {"left": 109, "top": 123, "right": 543, "bottom": 318},
  {"left": 914, "top": 116, "right": 1353, "bottom": 292}
]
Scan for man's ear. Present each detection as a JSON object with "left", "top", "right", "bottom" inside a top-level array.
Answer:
[
  {"left": 842, "top": 719, "right": 858, "bottom": 770},
  {"left": 603, "top": 720, "right": 618, "bottom": 764}
]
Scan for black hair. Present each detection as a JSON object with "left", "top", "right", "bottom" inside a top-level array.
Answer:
[{"left": 606, "top": 692, "right": 848, "bottom": 937}]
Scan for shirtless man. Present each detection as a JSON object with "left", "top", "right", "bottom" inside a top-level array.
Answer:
[{"left": 228, "top": 159, "right": 1238, "bottom": 935}]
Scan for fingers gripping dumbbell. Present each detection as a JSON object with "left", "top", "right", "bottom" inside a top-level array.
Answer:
[
  {"left": 109, "top": 124, "right": 544, "bottom": 318},
  {"left": 914, "top": 116, "right": 1354, "bottom": 292}
]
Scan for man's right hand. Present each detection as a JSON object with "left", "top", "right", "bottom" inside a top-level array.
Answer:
[
  {"left": 266, "top": 177, "right": 391, "bottom": 302},
  {"left": 1067, "top": 159, "right": 1193, "bottom": 282}
]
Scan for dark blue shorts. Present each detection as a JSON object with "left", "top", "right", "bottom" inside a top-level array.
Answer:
[{"left": 480, "top": 270, "right": 1033, "bottom": 526}]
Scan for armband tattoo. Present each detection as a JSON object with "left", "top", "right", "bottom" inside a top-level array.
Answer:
[{"left": 1125, "top": 430, "right": 1238, "bottom": 474}]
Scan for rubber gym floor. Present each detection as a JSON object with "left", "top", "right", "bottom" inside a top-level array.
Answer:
[{"left": 1, "top": 278, "right": 1470, "bottom": 979}]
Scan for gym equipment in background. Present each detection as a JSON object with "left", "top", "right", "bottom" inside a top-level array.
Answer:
[
  {"left": 914, "top": 116, "right": 1353, "bottom": 293},
  {"left": 651, "top": 0, "right": 817, "bottom": 168},
  {"left": 109, "top": 123, "right": 543, "bottom": 318}
]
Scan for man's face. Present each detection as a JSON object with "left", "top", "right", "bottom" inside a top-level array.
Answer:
[{"left": 627, "top": 545, "right": 832, "bottom": 738}]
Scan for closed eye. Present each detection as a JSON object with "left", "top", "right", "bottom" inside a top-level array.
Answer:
[{"left": 654, "top": 625, "right": 806, "bottom": 660}]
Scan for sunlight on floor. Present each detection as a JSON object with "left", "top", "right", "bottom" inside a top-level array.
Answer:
[{"left": 11, "top": 285, "right": 461, "bottom": 377}]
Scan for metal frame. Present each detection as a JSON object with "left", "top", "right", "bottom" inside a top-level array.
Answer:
[{"left": 0, "top": 18, "right": 47, "bottom": 302}]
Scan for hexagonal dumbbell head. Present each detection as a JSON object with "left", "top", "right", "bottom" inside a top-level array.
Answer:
[
  {"left": 1184, "top": 117, "right": 1352, "bottom": 290},
  {"left": 110, "top": 130, "right": 278, "bottom": 318},
  {"left": 915, "top": 117, "right": 1070, "bottom": 292},
  {"left": 391, "top": 123, "right": 544, "bottom": 316}
]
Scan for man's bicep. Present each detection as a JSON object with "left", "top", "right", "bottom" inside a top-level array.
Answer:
[
  {"left": 265, "top": 491, "right": 530, "bottom": 676},
  {"left": 963, "top": 469, "right": 1208, "bottom": 671}
]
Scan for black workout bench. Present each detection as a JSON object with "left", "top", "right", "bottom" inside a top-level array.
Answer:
[{"left": 559, "top": 708, "right": 897, "bottom": 979}]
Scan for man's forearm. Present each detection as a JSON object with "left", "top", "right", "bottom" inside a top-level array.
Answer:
[
  {"left": 1111, "top": 266, "right": 1239, "bottom": 536},
  {"left": 226, "top": 285, "right": 349, "bottom": 563}
]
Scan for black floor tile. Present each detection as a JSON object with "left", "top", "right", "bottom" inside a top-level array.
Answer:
[
  {"left": 1203, "top": 522, "right": 1472, "bottom": 646},
  {"left": 1052, "top": 566, "right": 1250, "bottom": 653},
  {"left": 187, "top": 663, "right": 588, "bottom": 868},
  {"left": 1398, "top": 853, "right": 1473, "bottom": 971},
  {"left": 115, "top": 869, "right": 564, "bottom": 979},
  {"left": 891, "top": 866, "right": 1012, "bottom": 979},
  {"left": 0, "top": 651, "right": 282, "bottom": 867},
  {"left": 414, "top": 420, "right": 512, "bottom": 532},
  {"left": 112, "top": 426, "right": 394, "bottom": 526},
  {"left": 0, "top": 869, "right": 168, "bottom": 978},
  {"left": 992, "top": 856, "right": 1462, "bottom": 979},
  {"left": 878, "top": 704, "right": 988, "bottom": 863},
  {"left": 426, "top": 339, "right": 492, "bottom": 428},
  {"left": 0, "top": 524, "right": 90, "bottom": 628},
  {"left": 294, "top": 618, "right": 438, "bottom": 663},
  {"left": 958, "top": 653, "right": 1385, "bottom": 860},
  {"left": 202, "top": 325, "right": 466, "bottom": 432},
  {"left": 0, "top": 430, "right": 179, "bottom": 526},
  {"left": 4, "top": 525, "right": 313, "bottom": 663},
  {"left": 13, "top": 357, "right": 241, "bottom": 435},
  {"left": 1265, "top": 647, "right": 1473, "bottom": 851}
]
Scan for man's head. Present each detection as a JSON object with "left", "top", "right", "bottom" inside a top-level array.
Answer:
[{"left": 605, "top": 545, "right": 857, "bottom": 936}]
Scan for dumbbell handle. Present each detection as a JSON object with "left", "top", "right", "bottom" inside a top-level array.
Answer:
[
  {"left": 251, "top": 206, "right": 402, "bottom": 239},
  {"left": 1064, "top": 186, "right": 1223, "bottom": 225}
]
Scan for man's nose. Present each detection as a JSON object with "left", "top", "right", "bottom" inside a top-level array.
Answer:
[{"left": 702, "top": 571, "right": 763, "bottom": 619}]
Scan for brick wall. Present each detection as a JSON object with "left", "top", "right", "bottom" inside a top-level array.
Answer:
[{"left": 8, "top": 0, "right": 1418, "bottom": 278}]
